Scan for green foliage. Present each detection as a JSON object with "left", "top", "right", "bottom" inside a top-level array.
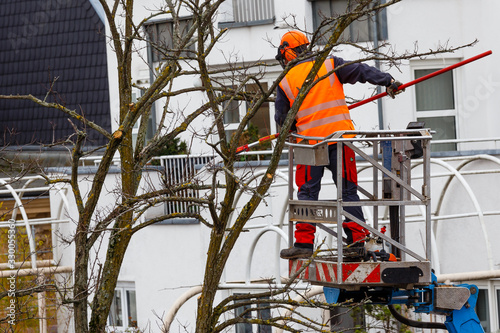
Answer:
[
  {"left": 156, "top": 137, "right": 188, "bottom": 156},
  {"left": 151, "top": 137, "right": 188, "bottom": 165}
]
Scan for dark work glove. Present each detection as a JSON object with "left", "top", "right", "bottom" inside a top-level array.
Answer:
[{"left": 386, "top": 80, "right": 404, "bottom": 99}]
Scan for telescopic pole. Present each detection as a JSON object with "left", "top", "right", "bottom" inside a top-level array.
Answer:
[
  {"left": 348, "top": 50, "right": 493, "bottom": 110},
  {"left": 235, "top": 50, "right": 493, "bottom": 153}
]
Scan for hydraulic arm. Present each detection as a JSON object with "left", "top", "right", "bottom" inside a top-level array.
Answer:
[{"left": 323, "top": 273, "right": 484, "bottom": 333}]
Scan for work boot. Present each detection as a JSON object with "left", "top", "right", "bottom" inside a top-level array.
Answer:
[{"left": 280, "top": 247, "right": 313, "bottom": 259}]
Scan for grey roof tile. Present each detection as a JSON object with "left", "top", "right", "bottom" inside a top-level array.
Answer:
[{"left": 0, "top": 0, "right": 110, "bottom": 146}]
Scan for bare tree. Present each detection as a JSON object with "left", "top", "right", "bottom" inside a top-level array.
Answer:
[{"left": 0, "top": 0, "right": 475, "bottom": 332}]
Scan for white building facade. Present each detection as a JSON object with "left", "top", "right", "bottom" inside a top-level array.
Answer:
[{"left": 115, "top": 1, "right": 500, "bottom": 330}]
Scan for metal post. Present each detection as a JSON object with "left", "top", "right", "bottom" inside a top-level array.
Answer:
[
  {"left": 373, "top": 140, "right": 379, "bottom": 231},
  {"left": 423, "top": 137, "right": 432, "bottom": 260},
  {"left": 288, "top": 136, "right": 295, "bottom": 247},
  {"left": 336, "top": 142, "right": 343, "bottom": 282},
  {"left": 399, "top": 156, "right": 406, "bottom": 262}
]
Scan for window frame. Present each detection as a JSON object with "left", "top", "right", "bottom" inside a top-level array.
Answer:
[
  {"left": 410, "top": 58, "right": 462, "bottom": 153},
  {"left": 107, "top": 282, "right": 138, "bottom": 331},
  {"left": 475, "top": 286, "right": 491, "bottom": 332},
  {"left": 233, "top": 293, "right": 272, "bottom": 333},
  {"left": 496, "top": 286, "right": 500, "bottom": 331},
  {"left": 218, "top": 0, "right": 276, "bottom": 29},
  {"left": 310, "top": 0, "right": 388, "bottom": 44},
  {"left": 219, "top": 80, "right": 277, "bottom": 147},
  {"left": 145, "top": 16, "right": 196, "bottom": 63},
  {"left": 131, "top": 88, "right": 155, "bottom": 147}
]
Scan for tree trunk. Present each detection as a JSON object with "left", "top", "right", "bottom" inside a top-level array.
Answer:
[
  {"left": 195, "top": 229, "right": 225, "bottom": 333},
  {"left": 73, "top": 230, "right": 90, "bottom": 333},
  {"left": 88, "top": 225, "right": 133, "bottom": 332}
]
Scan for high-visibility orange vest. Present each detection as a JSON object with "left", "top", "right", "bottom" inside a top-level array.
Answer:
[{"left": 279, "top": 58, "right": 354, "bottom": 142}]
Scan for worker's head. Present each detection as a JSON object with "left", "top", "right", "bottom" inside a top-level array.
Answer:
[{"left": 275, "top": 30, "right": 310, "bottom": 68}]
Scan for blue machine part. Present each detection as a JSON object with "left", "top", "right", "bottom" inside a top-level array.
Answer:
[
  {"left": 323, "top": 287, "right": 341, "bottom": 304},
  {"left": 381, "top": 140, "right": 392, "bottom": 174},
  {"left": 443, "top": 284, "right": 484, "bottom": 333},
  {"left": 323, "top": 273, "right": 485, "bottom": 333}
]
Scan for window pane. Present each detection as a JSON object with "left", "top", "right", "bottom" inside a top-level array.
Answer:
[
  {"left": 475, "top": 289, "right": 490, "bottom": 332},
  {"left": 126, "top": 290, "right": 138, "bottom": 328},
  {"left": 148, "top": 19, "right": 194, "bottom": 61},
  {"left": 497, "top": 289, "right": 500, "bottom": 328},
  {"left": 224, "top": 99, "right": 240, "bottom": 124},
  {"left": 233, "top": 0, "right": 274, "bottom": 23},
  {"left": 235, "top": 297, "right": 253, "bottom": 333},
  {"left": 350, "top": 16, "right": 370, "bottom": 42},
  {"left": 312, "top": 0, "right": 387, "bottom": 44},
  {"left": 415, "top": 69, "right": 455, "bottom": 111},
  {"left": 246, "top": 83, "right": 271, "bottom": 139},
  {"left": 417, "top": 116, "right": 456, "bottom": 152},
  {"left": 109, "top": 290, "right": 123, "bottom": 327},
  {"left": 225, "top": 129, "right": 236, "bottom": 143},
  {"left": 312, "top": 1, "right": 332, "bottom": 44},
  {"left": 257, "top": 299, "right": 271, "bottom": 333},
  {"left": 157, "top": 22, "right": 173, "bottom": 50}
]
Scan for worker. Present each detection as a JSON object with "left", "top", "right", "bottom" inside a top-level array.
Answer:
[{"left": 275, "top": 30, "right": 403, "bottom": 259}]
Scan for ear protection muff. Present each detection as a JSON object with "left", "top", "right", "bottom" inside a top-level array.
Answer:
[{"left": 275, "top": 41, "right": 289, "bottom": 69}]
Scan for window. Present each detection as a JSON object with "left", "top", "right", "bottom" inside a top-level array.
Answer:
[
  {"left": 223, "top": 96, "right": 242, "bottom": 142},
  {"left": 497, "top": 289, "right": 500, "bottom": 329},
  {"left": 234, "top": 294, "right": 271, "bottom": 333},
  {"left": 222, "top": 83, "right": 274, "bottom": 148},
  {"left": 475, "top": 289, "right": 490, "bottom": 332},
  {"left": 218, "top": 0, "right": 275, "bottom": 28},
  {"left": 413, "top": 65, "right": 458, "bottom": 152},
  {"left": 311, "top": 0, "right": 388, "bottom": 44},
  {"left": 246, "top": 83, "right": 271, "bottom": 140},
  {"left": 108, "top": 283, "right": 138, "bottom": 330},
  {"left": 146, "top": 17, "right": 195, "bottom": 62},
  {"left": 131, "top": 89, "right": 155, "bottom": 147}
]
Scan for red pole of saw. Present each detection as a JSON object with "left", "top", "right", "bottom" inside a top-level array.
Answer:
[
  {"left": 348, "top": 50, "right": 493, "bottom": 110},
  {"left": 236, "top": 50, "right": 492, "bottom": 153},
  {"left": 236, "top": 133, "right": 280, "bottom": 153}
]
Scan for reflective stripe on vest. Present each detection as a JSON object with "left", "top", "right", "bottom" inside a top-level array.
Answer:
[
  {"left": 280, "top": 76, "right": 296, "bottom": 102},
  {"left": 296, "top": 99, "right": 347, "bottom": 119},
  {"left": 297, "top": 112, "right": 351, "bottom": 132},
  {"left": 323, "top": 58, "right": 336, "bottom": 86}
]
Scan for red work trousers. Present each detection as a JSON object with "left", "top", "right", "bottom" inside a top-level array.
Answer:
[{"left": 293, "top": 144, "right": 369, "bottom": 249}]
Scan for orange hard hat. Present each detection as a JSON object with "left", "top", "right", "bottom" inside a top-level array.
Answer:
[{"left": 276, "top": 30, "right": 310, "bottom": 68}]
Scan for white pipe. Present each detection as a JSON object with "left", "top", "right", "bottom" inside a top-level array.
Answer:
[
  {"left": 0, "top": 218, "right": 70, "bottom": 228},
  {"left": 162, "top": 286, "right": 202, "bottom": 333},
  {"left": 0, "top": 180, "right": 37, "bottom": 268},
  {"left": 436, "top": 270, "right": 500, "bottom": 283},
  {"left": 430, "top": 158, "right": 494, "bottom": 271},
  {"left": 0, "top": 260, "right": 54, "bottom": 270},
  {"left": 245, "top": 226, "right": 288, "bottom": 284},
  {"left": 0, "top": 266, "right": 72, "bottom": 277},
  {"left": 1, "top": 175, "right": 70, "bottom": 333}
]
